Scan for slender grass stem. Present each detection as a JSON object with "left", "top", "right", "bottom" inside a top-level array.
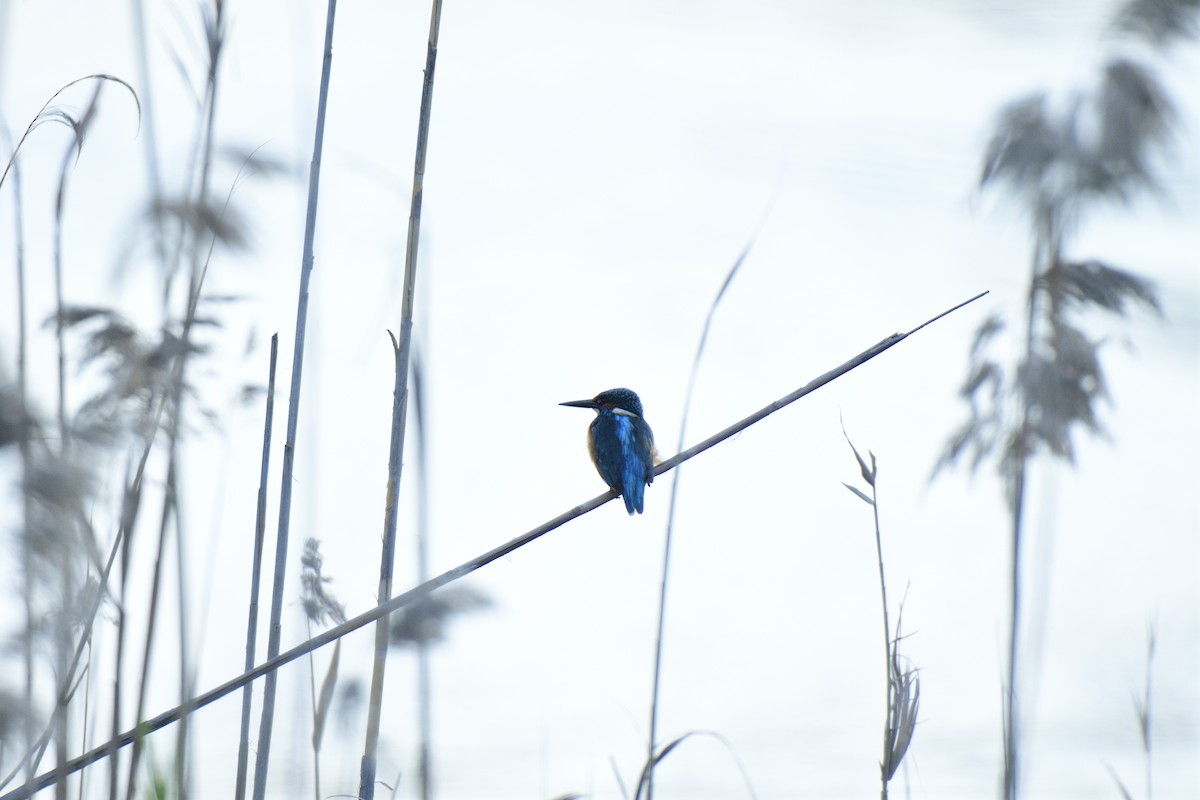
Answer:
[
  {"left": 51, "top": 82, "right": 102, "bottom": 450},
  {"left": 234, "top": 334, "right": 278, "bottom": 800},
  {"left": 646, "top": 211, "right": 769, "bottom": 798},
  {"left": 1142, "top": 627, "right": 1155, "bottom": 800},
  {"left": 129, "top": 0, "right": 167, "bottom": 274},
  {"left": 305, "top": 620, "right": 321, "bottom": 800},
  {"left": 47, "top": 83, "right": 106, "bottom": 800},
  {"left": 105, "top": 421, "right": 163, "bottom": 799},
  {"left": 843, "top": 433, "right": 918, "bottom": 798},
  {"left": 359, "top": 335, "right": 407, "bottom": 800},
  {"left": 124, "top": 454, "right": 178, "bottom": 800},
  {"left": 412, "top": 347, "right": 433, "bottom": 800},
  {"left": 871, "top": 473, "right": 893, "bottom": 800},
  {"left": 0, "top": 75, "right": 139, "bottom": 195},
  {"left": 5, "top": 124, "right": 37, "bottom": 795},
  {"left": 252, "top": 2, "right": 338, "bottom": 797},
  {"left": 1004, "top": 219, "right": 1055, "bottom": 800},
  {"left": 359, "top": 3, "right": 443, "bottom": 796}
]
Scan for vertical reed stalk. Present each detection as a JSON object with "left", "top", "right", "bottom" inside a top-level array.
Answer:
[
  {"left": 252, "top": 2, "right": 339, "bottom": 797},
  {"left": 129, "top": 0, "right": 167, "bottom": 274},
  {"left": 645, "top": 204, "right": 770, "bottom": 798},
  {"left": 50, "top": 81, "right": 101, "bottom": 449},
  {"left": 843, "top": 432, "right": 919, "bottom": 799},
  {"left": 359, "top": 336, "right": 405, "bottom": 800},
  {"left": 108, "top": 442, "right": 155, "bottom": 799},
  {"left": 358, "top": 2, "right": 444, "bottom": 797},
  {"left": 48, "top": 82, "right": 104, "bottom": 800},
  {"left": 412, "top": 347, "right": 433, "bottom": 800},
  {"left": 869, "top": 468, "right": 893, "bottom": 800},
  {"left": 7, "top": 126, "right": 37, "bottom": 796},
  {"left": 235, "top": 334, "right": 279, "bottom": 800},
  {"left": 174, "top": 7, "right": 229, "bottom": 791},
  {"left": 1004, "top": 225, "right": 1053, "bottom": 800},
  {"left": 124, "top": 455, "right": 178, "bottom": 800},
  {"left": 1140, "top": 628, "right": 1155, "bottom": 800},
  {"left": 125, "top": 30, "right": 226, "bottom": 792}
]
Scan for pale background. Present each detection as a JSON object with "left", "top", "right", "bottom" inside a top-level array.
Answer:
[{"left": 1, "top": 1, "right": 1197, "bottom": 798}]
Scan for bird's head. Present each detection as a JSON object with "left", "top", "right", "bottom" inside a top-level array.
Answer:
[{"left": 560, "top": 387, "right": 645, "bottom": 418}]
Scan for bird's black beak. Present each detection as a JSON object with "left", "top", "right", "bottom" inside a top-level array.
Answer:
[{"left": 560, "top": 398, "right": 600, "bottom": 409}]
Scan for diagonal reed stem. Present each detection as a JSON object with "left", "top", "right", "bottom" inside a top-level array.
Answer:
[{"left": 0, "top": 290, "right": 987, "bottom": 800}]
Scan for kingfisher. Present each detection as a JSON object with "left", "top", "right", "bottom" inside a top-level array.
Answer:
[{"left": 560, "top": 387, "right": 657, "bottom": 515}]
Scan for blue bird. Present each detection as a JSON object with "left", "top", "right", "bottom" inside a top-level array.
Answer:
[{"left": 560, "top": 387, "right": 657, "bottom": 515}]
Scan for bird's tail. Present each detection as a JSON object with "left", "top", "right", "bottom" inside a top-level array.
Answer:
[{"left": 623, "top": 482, "right": 644, "bottom": 515}]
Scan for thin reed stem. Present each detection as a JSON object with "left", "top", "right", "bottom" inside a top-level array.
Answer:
[
  {"left": 47, "top": 83, "right": 105, "bottom": 800},
  {"left": 647, "top": 206, "right": 770, "bottom": 798},
  {"left": 124, "top": 454, "right": 178, "bottom": 800},
  {"left": 129, "top": 0, "right": 167, "bottom": 273},
  {"left": 120, "top": 5, "right": 228, "bottom": 794},
  {"left": 51, "top": 81, "right": 101, "bottom": 450},
  {"left": 843, "top": 432, "right": 917, "bottom": 797},
  {"left": 305, "top": 620, "right": 322, "bottom": 800},
  {"left": 174, "top": 8, "right": 230, "bottom": 793},
  {"left": 412, "top": 347, "right": 433, "bottom": 800},
  {"left": 1004, "top": 222, "right": 1054, "bottom": 800},
  {"left": 1142, "top": 627, "right": 1155, "bottom": 800},
  {"left": 234, "top": 334, "right": 279, "bottom": 800},
  {"left": 359, "top": 335, "right": 407, "bottom": 799},
  {"left": 359, "top": 1, "right": 443, "bottom": 795},
  {"left": 107, "top": 428, "right": 161, "bottom": 799},
  {"left": 252, "top": 2, "right": 339, "bottom": 797},
  {"left": 5, "top": 123, "right": 37, "bottom": 795},
  {"left": 867, "top": 458, "right": 894, "bottom": 800}
]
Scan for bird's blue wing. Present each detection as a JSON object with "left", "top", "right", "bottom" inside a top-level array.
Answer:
[
  {"left": 591, "top": 412, "right": 655, "bottom": 515},
  {"left": 589, "top": 415, "right": 625, "bottom": 492},
  {"left": 619, "top": 417, "right": 655, "bottom": 514},
  {"left": 635, "top": 418, "right": 655, "bottom": 486}
]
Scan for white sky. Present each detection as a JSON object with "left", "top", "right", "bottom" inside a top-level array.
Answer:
[{"left": 1, "top": 1, "right": 1197, "bottom": 798}]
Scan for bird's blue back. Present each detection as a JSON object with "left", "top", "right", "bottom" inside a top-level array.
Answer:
[{"left": 589, "top": 409, "right": 655, "bottom": 514}]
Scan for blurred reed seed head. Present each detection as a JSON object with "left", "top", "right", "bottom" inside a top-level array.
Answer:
[
  {"left": 54, "top": 305, "right": 205, "bottom": 446},
  {"left": 1113, "top": 0, "right": 1200, "bottom": 48},
  {"left": 23, "top": 451, "right": 95, "bottom": 566},
  {"left": 149, "top": 195, "right": 251, "bottom": 258},
  {"left": 940, "top": 28, "right": 1174, "bottom": 502},
  {"left": 0, "top": 686, "right": 32, "bottom": 758},
  {"left": 2, "top": 381, "right": 104, "bottom": 676},
  {"left": 301, "top": 538, "right": 346, "bottom": 627},
  {"left": 0, "top": 380, "right": 24, "bottom": 449},
  {"left": 20, "top": 462, "right": 105, "bottom": 645},
  {"left": 979, "top": 56, "right": 1175, "bottom": 222},
  {"left": 388, "top": 586, "right": 491, "bottom": 649}
]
